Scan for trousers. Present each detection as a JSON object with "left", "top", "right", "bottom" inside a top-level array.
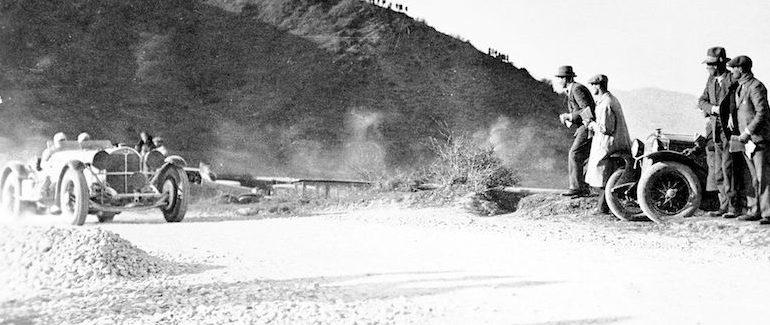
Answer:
[
  {"left": 712, "top": 132, "right": 741, "bottom": 213},
  {"left": 743, "top": 144, "right": 770, "bottom": 218},
  {"left": 568, "top": 125, "right": 591, "bottom": 191}
]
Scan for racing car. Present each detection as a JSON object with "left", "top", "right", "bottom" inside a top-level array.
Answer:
[{"left": 0, "top": 139, "right": 189, "bottom": 225}]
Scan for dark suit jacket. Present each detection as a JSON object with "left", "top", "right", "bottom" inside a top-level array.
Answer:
[
  {"left": 698, "top": 72, "right": 736, "bottom": 142},
  {"left": 735, "top": 74, "right": 770, "bottom": 143},
  {"left": 567, "top": 82, "right": 595, "bottom": 130}
]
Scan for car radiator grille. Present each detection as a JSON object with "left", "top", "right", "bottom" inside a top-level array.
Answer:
[{"left": 105, "top": 148, "right": 143, "bottom": 194}]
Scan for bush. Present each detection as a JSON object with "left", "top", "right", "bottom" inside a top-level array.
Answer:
[{"left": 427, "top": 130, "right": 518, "bottom": 192}]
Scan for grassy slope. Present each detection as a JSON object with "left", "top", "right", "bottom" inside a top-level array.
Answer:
[{"left": 0, "top": 0, "right": 570, "bottom": 187}]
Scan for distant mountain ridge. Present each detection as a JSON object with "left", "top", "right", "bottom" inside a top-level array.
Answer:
[
  {"left": 0, "top": 0, "right": 571, "bottom": 186},
  {"left": 613, "top": 88, "right": 704, "bottom": 140}
]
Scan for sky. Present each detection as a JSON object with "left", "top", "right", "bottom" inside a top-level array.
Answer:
[{"left": 405, "top": 0, "right": 770, "bottom": 96}]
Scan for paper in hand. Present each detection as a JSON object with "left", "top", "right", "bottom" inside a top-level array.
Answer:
[
  {"left": 745, "top": 140, "right": 757, "bottom": 157},
  {"left": 579, "top": 107, "right": 594, "bottom": 122}
]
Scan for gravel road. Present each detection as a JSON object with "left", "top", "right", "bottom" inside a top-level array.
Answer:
[{"left": 3, "top": 196, "right": 770, "bottom": 324}]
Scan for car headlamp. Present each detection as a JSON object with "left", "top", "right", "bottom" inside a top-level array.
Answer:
[
  {"left": 92, "top": 150, "right": 111, "bottom": 170},
  {"left": 145, "top": 150, "right": 166, "bottom": 170}
]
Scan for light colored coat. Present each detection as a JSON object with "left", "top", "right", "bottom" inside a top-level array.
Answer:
[{"left": 585, "top": 92, "right": 631, "bottom": 187}]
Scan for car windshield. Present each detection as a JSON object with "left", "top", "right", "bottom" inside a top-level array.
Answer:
[{"left": 79, "top": 140, "right": 113, "bottom": 150}]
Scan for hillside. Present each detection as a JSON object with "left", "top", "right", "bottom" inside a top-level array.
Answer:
[
  {"left": 0, "top": 0, "right": 570, "bottom": 187},
  {"left": 613, "top": 88, "right": 704, "bottom": 139}
]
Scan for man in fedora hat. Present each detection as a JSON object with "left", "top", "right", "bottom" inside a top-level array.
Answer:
[
  {"left": 697, "top": 46, "right": 742, "bottom": 218},
  {"left": 556, "top": 65, "right": 595, "bottom": 197},
  {"left": 728, "top": 55, "right": 770, "bottom": 224}
]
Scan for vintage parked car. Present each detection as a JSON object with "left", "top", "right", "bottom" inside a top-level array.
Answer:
[
  {"left": 605, "top": 129, "right": 718, "bottom": 223},
  {"left": 0, "top": 140, "right": 189, "bottom": 225}
]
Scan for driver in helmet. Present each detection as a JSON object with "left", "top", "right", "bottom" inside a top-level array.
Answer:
[
  {"left": 37, "top": 132, "right": 68, "bottom": 214},
  {"left": 40, "top": 132, "right": 67, "bottom": 163}
]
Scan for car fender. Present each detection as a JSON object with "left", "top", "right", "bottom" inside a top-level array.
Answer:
[
  {"left": 639, "top": 150, "right": 707, "bottom": 189},
  {"left": 1, "top": 162, "right": 30, "bottom": 191},
  {"left": 608, "top": 151, "right": 635, "bottom": 171},
  {"left": 164, "top": 155, "right": 187, "bottom": 168},
  {"left": 153, "top": 162, "right": 182, "bottom": 187}
]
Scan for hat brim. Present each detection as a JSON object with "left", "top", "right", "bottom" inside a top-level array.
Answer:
[
  {"left": 554, "top": 73, "right": 576, "bottom": 77},
  {"left": 702, "top": 56, "right": 729, "bottom": 64}
]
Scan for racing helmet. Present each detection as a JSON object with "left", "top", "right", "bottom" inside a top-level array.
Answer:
[
  {"left": 77, "top": 132, "right": 91, "bottom": 142},
  {"left": 53, "top": 132, "right": 67, "bottom": 143}
]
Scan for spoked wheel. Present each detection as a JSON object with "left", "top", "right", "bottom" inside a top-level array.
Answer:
[
  {"left": 605, "top": 168, "right": 643, "bottom": 221},
  {"left": 637, "top": 161, "right": 701, "bottom": 223},
  {"left": 1, "top": 173, "right": 23, "bottom": 218},
  {"left": 159, "top": 165, "right": 189, "bottom": 222},
  {"left": 60, "top": 168, "right": 89, "bottom": 226}
]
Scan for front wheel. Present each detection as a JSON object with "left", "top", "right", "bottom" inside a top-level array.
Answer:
[
  {"left": 637, "top": 161, "right": 702, "bottom": 223},
  {"left": 60, "top": 168, "right": 89, "bottom": 226},
  {"left": 605, "top": 168, "right": 642, "bottom": 221},
  {"left": 159, "top": 165, "right": 189, "bottom": 222},
  {"left": 1, "top": 172, "right": 23, "bottom": 218}
]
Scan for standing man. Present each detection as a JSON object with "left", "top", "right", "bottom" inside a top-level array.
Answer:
[
  {"left": 728, "top": 55, "right": 770, "bottom": 224},
  {"left": 556, "top": 66, "right": 596, "bottom": 197},
  {"left": 697, "top": 47, "right": 740, "bottom": 218},
  {"left": 584, "top": 74, "right": 631, "bottom": 214}
]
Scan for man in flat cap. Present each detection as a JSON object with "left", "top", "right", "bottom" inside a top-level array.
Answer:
[
  {"left": 556, "top": 66, "right": 595, "bottom": 197},
  {"left": 728, "top": 55, "right": 770, "bottom": 224},
  {"left": 584, "top": 74, "right": 631, "bottom": 214},
  {"left": 697, "top": 47, "right": 742, "bottom": 218}
]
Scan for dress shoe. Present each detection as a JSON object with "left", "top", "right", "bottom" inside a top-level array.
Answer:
[
  {"left": 706, "top": 211, "right": 724, "bottom": 218},
  {"left": 591, "top": 208, "right": 610, "bottom": 215},
  {"left": 760, "top": 218, "right": 770, "bottom": 225},
  {"left": 737, "top": 214, "right": 761, "bottom": 221},
  {"left": 561, "top": 189, "right": 583, "bottom": 196},
  {"left": 722, "top": 212, "right": 738, "bottom": 219},
  {"left": 570, "top": 191, "right": 591, "bottom": 199}
]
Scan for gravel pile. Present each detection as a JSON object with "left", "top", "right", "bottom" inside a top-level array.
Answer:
[
  {"left": 2, "top": 277, "right": 439, "bottom": 324},
  {"left": 0, "top": 225, "right": 174, "bottom": 290},
  {"left": 515, "top": 193, "right": 597, "bottom": 217}
]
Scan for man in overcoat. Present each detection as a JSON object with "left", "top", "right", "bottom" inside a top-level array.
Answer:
[{"left": 697, "top": 47, "right": 741, "bottom": 218}]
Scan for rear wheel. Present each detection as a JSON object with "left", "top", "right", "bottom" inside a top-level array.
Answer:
[
  {"left": 1, "top": 173, "right": 23, "bottom": 218},
  {"left": 159, "top": 165, "right": 189, "bottom": 222},
  {"left": 637, "top": 161, "right": 702, "bottom": 223},
  {"left": 60, "top": 168, "right": 89, "bottom": 226},
  {"left": 605, "top": 168, "right": 642, "bottom": 221}
]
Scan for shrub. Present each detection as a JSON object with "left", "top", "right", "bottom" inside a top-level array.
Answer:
[{"left": 427, "top": 129, "right": 518, "bottom": 192}]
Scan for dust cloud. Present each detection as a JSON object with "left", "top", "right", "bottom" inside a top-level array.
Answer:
[{"left": 208, "top": 107, "right": 387, "bottom": 180}]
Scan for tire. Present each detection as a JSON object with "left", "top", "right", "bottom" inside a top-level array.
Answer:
[
  {"left": 605, "top": 168, "right": 642, "bottom": 221},
  {"left": 60, "top": 168, "right": 89, "bottom": 226},
  {"left": 97, "top": 212, "right": 118, "bottom": 223},
  {"left": 159, "top": 165, "right": 189, "bottom": 222},
  {"left": 1, "top": 173, "right": 23, "bottom": 218},
  {"left": 637, "top": 161, "right": 702, "bottom": 223}
]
